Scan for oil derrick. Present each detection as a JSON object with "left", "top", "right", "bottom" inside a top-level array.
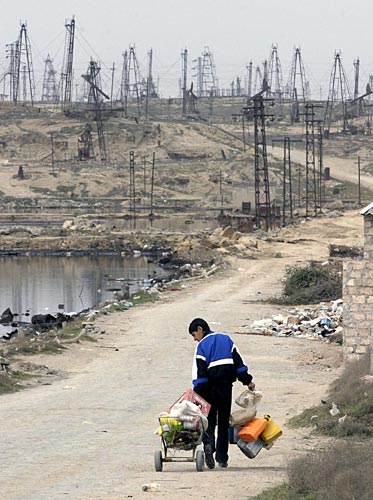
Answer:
[
  {"left": 81, "top": 60, "right": 110, "bottom": 161},
  {"left": 197, "top": 46, "right": 218, "bottom": 97},
  {"left": 42, "top": 55, "right": 59, "bottom": 102},
  {"left": 78, "top": 123, "right": 94, "bottom": 160},
  {"left": 287, "top": 47, "right": 309, "bottom": 101},
  {"left": 4, "top": 23, "right": 35, "bottom": 104},
  {"left": 267, "top": 44, "right": 283, "bottom": 100},
  {"left": 60, "top": 17, "right": 75, "bottom": 110},
  {"left": 323, "top": 52, "right": 351, "bottom": 136},
  {"left": 146, "top": 49, "right": 158, "bottom": 98},
  {"left": 254, "top": 66, "right": 263, "bottom": 94},
  {"left": 120, "top": 46, "right": 142, "bottom": 118}
]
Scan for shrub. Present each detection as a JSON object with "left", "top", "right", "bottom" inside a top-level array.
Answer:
[
  {"left": 277, "top": 263, "right": 342, "bottom": 305},
  {"left": 288, "top": 441, "right": 373, "bottom": 500}
]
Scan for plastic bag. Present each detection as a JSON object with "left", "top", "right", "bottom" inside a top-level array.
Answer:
[{"left": 170, "top": 400, "right": 208, "bottom": 431}]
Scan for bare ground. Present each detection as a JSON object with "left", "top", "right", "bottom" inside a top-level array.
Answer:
[{"left": 0, "top": 211, "right": 357, "bottom": 500}]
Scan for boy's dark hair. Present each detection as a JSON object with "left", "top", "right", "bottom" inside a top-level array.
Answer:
[{"left": 188, "top": 318, "right": 211, "bottom": 335}]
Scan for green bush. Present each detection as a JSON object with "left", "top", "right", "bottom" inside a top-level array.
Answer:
[{"left": 277, "top": 264, "right": 342, "bottom": 305}]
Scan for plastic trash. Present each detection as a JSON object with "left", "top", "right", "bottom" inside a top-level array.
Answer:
[{"left": 142, "top": 482, "right": 161, "bottom": 492}]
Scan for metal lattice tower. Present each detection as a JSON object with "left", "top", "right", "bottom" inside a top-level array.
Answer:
[
  {"left": 78, "top": 123, "right": 94, "bottom": 160},
  {"left": 252, "top": 96, "right": 272, "bottom": 230},
  {"left": 305, "top": 104, "right": 318, "bottom": 217},
  {"left": 199, "top": 46, "right": 218, "bottom": 97},
  {"left": 254, "top": 66, "right": 263, "bottom": 94},
  {"left": 82, "top": 60, "right": 109, "bottom": 161},
  {"left": 146, "top": 49, "right": 157, "bottom": 98},
  {"left": 4, "top": 23, "right": 35, "bottom": 104},
  {"left": 267, "top": 44, "right": 283, "bottom": 100},
  {"left": 60, "top": 17, "right": 75, "bottom": 109},
  {"left": 42, "top": 54, "right": 59, "bottom": 102},
  {"left": 287, "top": 47, "right": 309, "bottom": 101},
  {"left": 323, "top": 52, "right": 351, "bottom": 135},
  {"left": 120, "top": 46, "right": 142, "bottom": 117}
]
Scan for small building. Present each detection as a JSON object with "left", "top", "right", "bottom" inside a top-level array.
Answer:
[{"left": 343, "top": 202, "right": 373, "bottom": 372}]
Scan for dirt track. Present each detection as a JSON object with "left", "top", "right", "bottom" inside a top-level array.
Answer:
[{"left": 0, "top": 247, "right": 343, "bottom": 500}]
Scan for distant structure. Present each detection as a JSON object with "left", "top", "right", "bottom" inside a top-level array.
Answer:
[
  {"left": 81, "top": 60, "right": 109, "bottom": 161},
  {"left": 42, "top": 55, "right": 59, "bottom": 102},
  {"left": 60, "top": 16, "right": 76, "bottom": 109},
  {"left": 267, "top": 44, "right": 283, "bottom": 100},
  {"left": 323, "top": 52, "right": 351, "bottom": 136},
  {"left": 246, "top": 61, "right": 253, "bottom": 98},
  {"left": 120, "top": 45, "right": 143, "bottom": 117},
  {"left": 287, "top": 47, "right": 309, "bottom": 101},
  {"left": 194, "top": 47, "right": 219, "bottom": 97},
  {"left": 1, "top": 22, "right": 35, "bottom": 104}
]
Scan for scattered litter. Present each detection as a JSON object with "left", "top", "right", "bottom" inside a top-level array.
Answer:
[
  {"left": 330, "top": 402, "right": 340, "bottom": 417},
  {"left": 249, "top": 300, "right": 343, "bottom": 340}
]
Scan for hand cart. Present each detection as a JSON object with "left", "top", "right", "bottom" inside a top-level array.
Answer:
[{"left": 154, "top": 414, "right": 205, "bottom": 472}]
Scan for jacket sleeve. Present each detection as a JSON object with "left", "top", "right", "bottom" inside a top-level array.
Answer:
[
  {"left": 192, "top": 343, "right": 209, "bottom": 391},
  {"left": 232, "top": 343, "right": 253, "bottom": 385}
]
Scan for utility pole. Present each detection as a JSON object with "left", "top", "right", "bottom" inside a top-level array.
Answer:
[
  {"left": 143, "top": 156, "right": 147, "bottom": 197},
  {"left": 149, "top": 152, "right": 155, "bottom": 219},
  {"left": 181, "top": 48, "right": 188, "bottom": 116},
  {"left": 110, "top": 62, "right": 115, "bottom": 109},
  {"left": 50, "top": 132, "right": 55, "bottom": 174},
  {"left": 357, "top": 156, "right": 361, "bottom": 206},
  {"left": 129, "top": 151, "right": 136, "bottom": 228}
]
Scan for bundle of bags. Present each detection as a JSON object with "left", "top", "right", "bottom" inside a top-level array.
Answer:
[
  {"left": 156, "top": 399, "right": 208, "bottom": 443},
  {"left": 230, "top": 389, "right": 282, "bottom": 459}
]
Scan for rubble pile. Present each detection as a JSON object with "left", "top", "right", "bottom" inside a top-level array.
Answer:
[{"left": 250, "top": 299, "right": 343, "bottom": 341}]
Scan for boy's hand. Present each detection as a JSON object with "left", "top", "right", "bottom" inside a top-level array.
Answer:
[{"left": 247, "top": 381, "right": 255, "bottom": 391}]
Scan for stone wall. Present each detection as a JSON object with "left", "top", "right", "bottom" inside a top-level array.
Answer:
[{"left": 343, "top": 214, "right": 373, "bottom": 372}]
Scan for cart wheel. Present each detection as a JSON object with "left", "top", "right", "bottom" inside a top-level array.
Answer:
[
  {"left": 154, "top": 450, "right": 163, "bottom": 472},
  {"left": 196, "top": 449, "right": 204, "bottom": 472}
]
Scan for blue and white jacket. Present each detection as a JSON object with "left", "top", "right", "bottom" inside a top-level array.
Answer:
[{"left": 192, "top": 331, "right": 252, "bottom": 391}]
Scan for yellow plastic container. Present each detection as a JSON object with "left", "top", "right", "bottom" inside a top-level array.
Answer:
[{"left": 261, "top": 414, "right": 282, "bottom": 444}]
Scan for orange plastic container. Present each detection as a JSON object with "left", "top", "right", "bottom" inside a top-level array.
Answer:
[{"left": 238, "top": 417, "right": 268, "bottom": 442}]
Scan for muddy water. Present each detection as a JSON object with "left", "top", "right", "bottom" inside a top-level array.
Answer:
[{"left": 0, "top": 255, "right": 167, "bottom": 336}]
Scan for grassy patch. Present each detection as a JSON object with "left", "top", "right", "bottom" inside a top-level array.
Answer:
[
  {"left": 249, "top": 484, "right": 315, "bottom": 500},
  {"left": 289, "top": 354, "right": 373, "bottom": 437},
  {"left": 0, "top": 370, "right": 35, "bottom": 394}
]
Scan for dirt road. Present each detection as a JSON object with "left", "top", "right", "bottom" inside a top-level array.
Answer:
[{"left": 0, "top": 244, "right": 343, "bottom": 500}]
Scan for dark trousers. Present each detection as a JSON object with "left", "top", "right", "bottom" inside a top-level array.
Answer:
[{"left": 202, "top": 380, "right": 232, "bottom": 464}]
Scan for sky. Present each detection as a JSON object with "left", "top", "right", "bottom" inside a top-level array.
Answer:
[{"left": 1, "top": 0, "right": 372, "bottom": 100}]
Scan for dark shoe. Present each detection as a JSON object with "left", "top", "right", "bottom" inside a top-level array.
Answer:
[
  {"left": 218, "top": 462, "right": 228, "bottom": 468},
  {"left": 204, "top": 444, "right": 215, "bottom": 469}
]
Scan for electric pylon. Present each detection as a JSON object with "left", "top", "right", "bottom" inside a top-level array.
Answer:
[
  {"left": 323, "top": 52, "right": 351, "bottom": 135},
  {"left": 42, "top": 54, "right": 59, "bottom": 102}
]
